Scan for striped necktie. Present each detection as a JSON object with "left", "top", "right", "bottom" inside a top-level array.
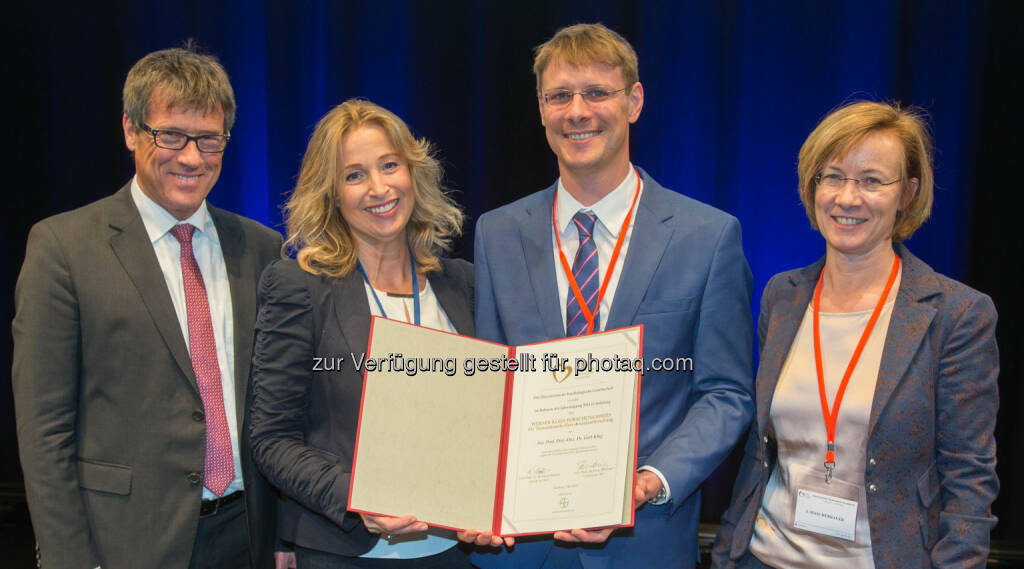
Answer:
[{"left": 566, "top": 210, "right": 600, "bottom": 336}]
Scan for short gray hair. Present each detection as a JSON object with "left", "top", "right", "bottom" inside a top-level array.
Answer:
[{"left": 122, "top": 41, "right": 236, "bottom": 132}]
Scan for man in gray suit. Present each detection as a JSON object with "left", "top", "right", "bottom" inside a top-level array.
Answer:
[{"left": 12, "top": 46, "right": 285, "bottom": 569}]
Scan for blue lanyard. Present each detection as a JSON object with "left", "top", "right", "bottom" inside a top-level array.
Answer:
[{"left": 357, "top": 252, "right": 421, "bottom": 326}]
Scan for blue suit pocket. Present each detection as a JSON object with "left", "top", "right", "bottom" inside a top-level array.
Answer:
[
  {"left": 636, "top": 295, "right": 696, "bottom": 315},
  {"left": 78, "top": 458, "right": 132, "bottom": 495},
  {"left": 917, "top": 463, "right": 939, "bottom": 549}
]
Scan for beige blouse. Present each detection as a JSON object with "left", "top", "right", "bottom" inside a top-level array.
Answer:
[{"left": 748, "top": 290, "right": 898, "bottom": 569}]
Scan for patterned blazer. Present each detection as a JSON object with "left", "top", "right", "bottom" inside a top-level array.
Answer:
[{"left": 712, "top": 243, "right": 999, "bottom": 569}]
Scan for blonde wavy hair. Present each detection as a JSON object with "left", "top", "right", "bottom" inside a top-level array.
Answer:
[{"left": 284, "top": 99, "right": 464, "bottom": 277}]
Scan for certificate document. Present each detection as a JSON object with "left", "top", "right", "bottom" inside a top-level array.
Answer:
[
  {"left": 500, "top": 331, "right": 639, "bottom": 534},
  {"left": 348, "top": 317, "right": 642, "bottom": 536}
]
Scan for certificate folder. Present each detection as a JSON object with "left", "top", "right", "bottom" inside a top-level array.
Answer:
[{"left": 348, "top": 317, "right": 642, "bottom": 537}]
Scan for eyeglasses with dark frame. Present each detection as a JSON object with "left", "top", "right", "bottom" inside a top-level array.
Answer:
[
  {"left": 542, "top": 87, "right": 627, "bottom": 108},
  {"left": 815, "top": 172, "right": 901, "bottom": 193},
  {"left": 141, "top": 122, "right": 231, "bottom": 153}
]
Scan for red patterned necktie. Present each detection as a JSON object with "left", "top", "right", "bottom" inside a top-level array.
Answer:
[
  {"left": 566, "top": 210, "right": 600, "bottom": 336},
  {"left": 169, "top": 224, "right": 234, "bottom": 496}
]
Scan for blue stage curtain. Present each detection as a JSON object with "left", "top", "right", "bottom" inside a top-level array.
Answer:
[{"left": 3, "top": 0, "right": 1020, "bottom": 541}]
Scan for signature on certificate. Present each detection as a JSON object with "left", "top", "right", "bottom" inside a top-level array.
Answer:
[{"left": 575, "top": 460, "right": 613, "bottom": 475}]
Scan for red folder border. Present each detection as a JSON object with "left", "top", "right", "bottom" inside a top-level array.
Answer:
[{"left": 347, "top": 317, "right": 644, "bottom": 537}]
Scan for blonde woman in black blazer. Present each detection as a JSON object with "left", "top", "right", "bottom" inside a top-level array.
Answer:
[{"left": 250, "top": 100, "right": 476, "bottom": 568}]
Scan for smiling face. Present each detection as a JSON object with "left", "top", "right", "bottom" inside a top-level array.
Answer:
[
  {"left": 815, "top": 129, "right": 918, "bottom": 261},
  {"left": 538, "top": 58, "right": 643, "bottom": 185},
  {"left": 122, "top": 93, "right": 226, "bottom": 220},
  {"left": 336, "top": 124, "right": 415, "bottom": 253}
]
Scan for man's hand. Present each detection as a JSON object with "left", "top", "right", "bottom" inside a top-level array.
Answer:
[
  {"left": 633, "top": 470, "right": 663, "bottom": 507},
  {"left": 553, "top": 471, "right": 664, "bottom": 544},
  {"left": 456, "top": 529, "right": 515, "bottom": 548},
  {"left": 552, "top": 526, "right": 615, "bottom": 543},
  {"left": 359, "top": 513, "right": 428, "bottom": 537}
]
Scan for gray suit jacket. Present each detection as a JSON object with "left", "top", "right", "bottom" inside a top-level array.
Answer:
[
  {"left": 713, "top": 244, "right": 999, "bottom": 569},
  {"left": 12, "top": 183, "right": 283, "bottom": 569}
]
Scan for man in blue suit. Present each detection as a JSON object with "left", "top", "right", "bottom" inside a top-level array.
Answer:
[{"left": 469, "top": 23, "right": 755, "bottom": 568}]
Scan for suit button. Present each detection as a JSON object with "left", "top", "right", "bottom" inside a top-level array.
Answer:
[
  {"left": 762, "top": 461, "right": 769, "bottom": 468},
  {"left": 868, "top": 457, "right": 876, "bottom": 467},
  {"left": 763, "top": 436, "right": 768, "bottom": 444},
  {"left": 192, "top": 410, "right": 205, "bottom": 422},
  {"left": 868, "top": 483, "right": 877, "bottom": 494},
  {"left": 187, "top": 472, "right": 202, "bottom": 485}
]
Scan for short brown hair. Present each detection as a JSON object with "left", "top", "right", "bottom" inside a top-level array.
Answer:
[
  {"left": 284, "top": 99, "right": 464, "bottom": 278},
  {"left": 122, "top": 41, "right": 236, "bottom": 132},
  {"left": 533, "top": 23, "right": 639, "bottom": 93},
  {"left": 797, "top": 100, "right": 934, "bottom": 241}
]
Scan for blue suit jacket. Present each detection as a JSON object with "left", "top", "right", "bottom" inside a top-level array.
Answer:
[
  {"left": 473, "top": 169, "right": 755, "bottom": 568},
  {"left": 712, "top": 244, "right": 999, "bottom": 569}
]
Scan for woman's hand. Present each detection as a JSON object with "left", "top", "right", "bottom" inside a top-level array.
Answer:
[
  {"left": 456, "top": 529, "right": 515, "bottom": 548},
  {"left": 359, "top": 513, "right": 428, "bottom": 538}
]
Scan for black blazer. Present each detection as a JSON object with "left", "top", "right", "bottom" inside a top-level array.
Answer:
[{"left": 250, "top": 257, "right": 474, "bottom": 556}]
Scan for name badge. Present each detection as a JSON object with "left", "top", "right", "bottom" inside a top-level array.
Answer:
[{"left": 793, "top": 488, "right": 857, "bottom": 541}]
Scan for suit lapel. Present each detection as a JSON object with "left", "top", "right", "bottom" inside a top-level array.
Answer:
[
  {"left": 333, "top": 270, "right": 373, "bottom": 357},
  {"left": 210, "top": 207, "right": 253, "bottom": 426},
  {"left": 756, "top": 264, "right": 820, "bottom": 433},
  {"left": 606, "top": 172, "right": 672, "bottom": 330},
  {"left": 758, "top": 247, "right": 940, "bottom": 438},
  {"left": 868, "top": 246, "right": 938, "bottom": 437},
  {"left": 106, "top": 185, "right": 197, "bottom": 392},
  {"left": 335, "top": 261, "right": 472, "bottom": 346},
  {"left": 519, "top": 187, "right": 565, "bottom": 339},
  {"left": 431, "top": 261, "right": 474, "bottom": 336}
]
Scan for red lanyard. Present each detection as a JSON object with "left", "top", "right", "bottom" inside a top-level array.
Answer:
[
  {"left": 812, "top": 253, "right": 900, "bottom": 483},
  {"left": 552, "top": 169, "right": 642, "bottom": 335}
]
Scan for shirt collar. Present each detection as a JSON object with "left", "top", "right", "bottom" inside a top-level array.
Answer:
[
  {"left": 555, "top": 165, "right": 641, "bottom": 237},
  {"left": 130, "top": 176, "right": 217, "bottom": 245}
]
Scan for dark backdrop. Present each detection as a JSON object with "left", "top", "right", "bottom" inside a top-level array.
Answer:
[{"left": 3, "top": 0, "right": 1021, "bottom": 546}]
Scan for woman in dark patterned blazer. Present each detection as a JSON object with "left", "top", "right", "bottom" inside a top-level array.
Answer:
[{"left": 713, "top": 101, "right": 999, "bottom": 569}]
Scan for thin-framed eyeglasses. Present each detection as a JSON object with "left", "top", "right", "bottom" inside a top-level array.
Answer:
[
  {"left": 815, "top": 172, "right": 901, "bottom": 192},
  {"left": 542, "top": 87, "right": 627, "bottom": 108},
  {"left": 141, "top": 123, "right": 231, "bottom": 153}
]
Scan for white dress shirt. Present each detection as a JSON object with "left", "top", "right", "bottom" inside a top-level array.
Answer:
[
  {"left": 550, "top": 166, "right": 671, "bottom": 504},
  {"left": 552, "top": 165, "right": 642, "bottom": 333},
  {"left": 131, "top": 178, "right": 244, "bottom": 500}
]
